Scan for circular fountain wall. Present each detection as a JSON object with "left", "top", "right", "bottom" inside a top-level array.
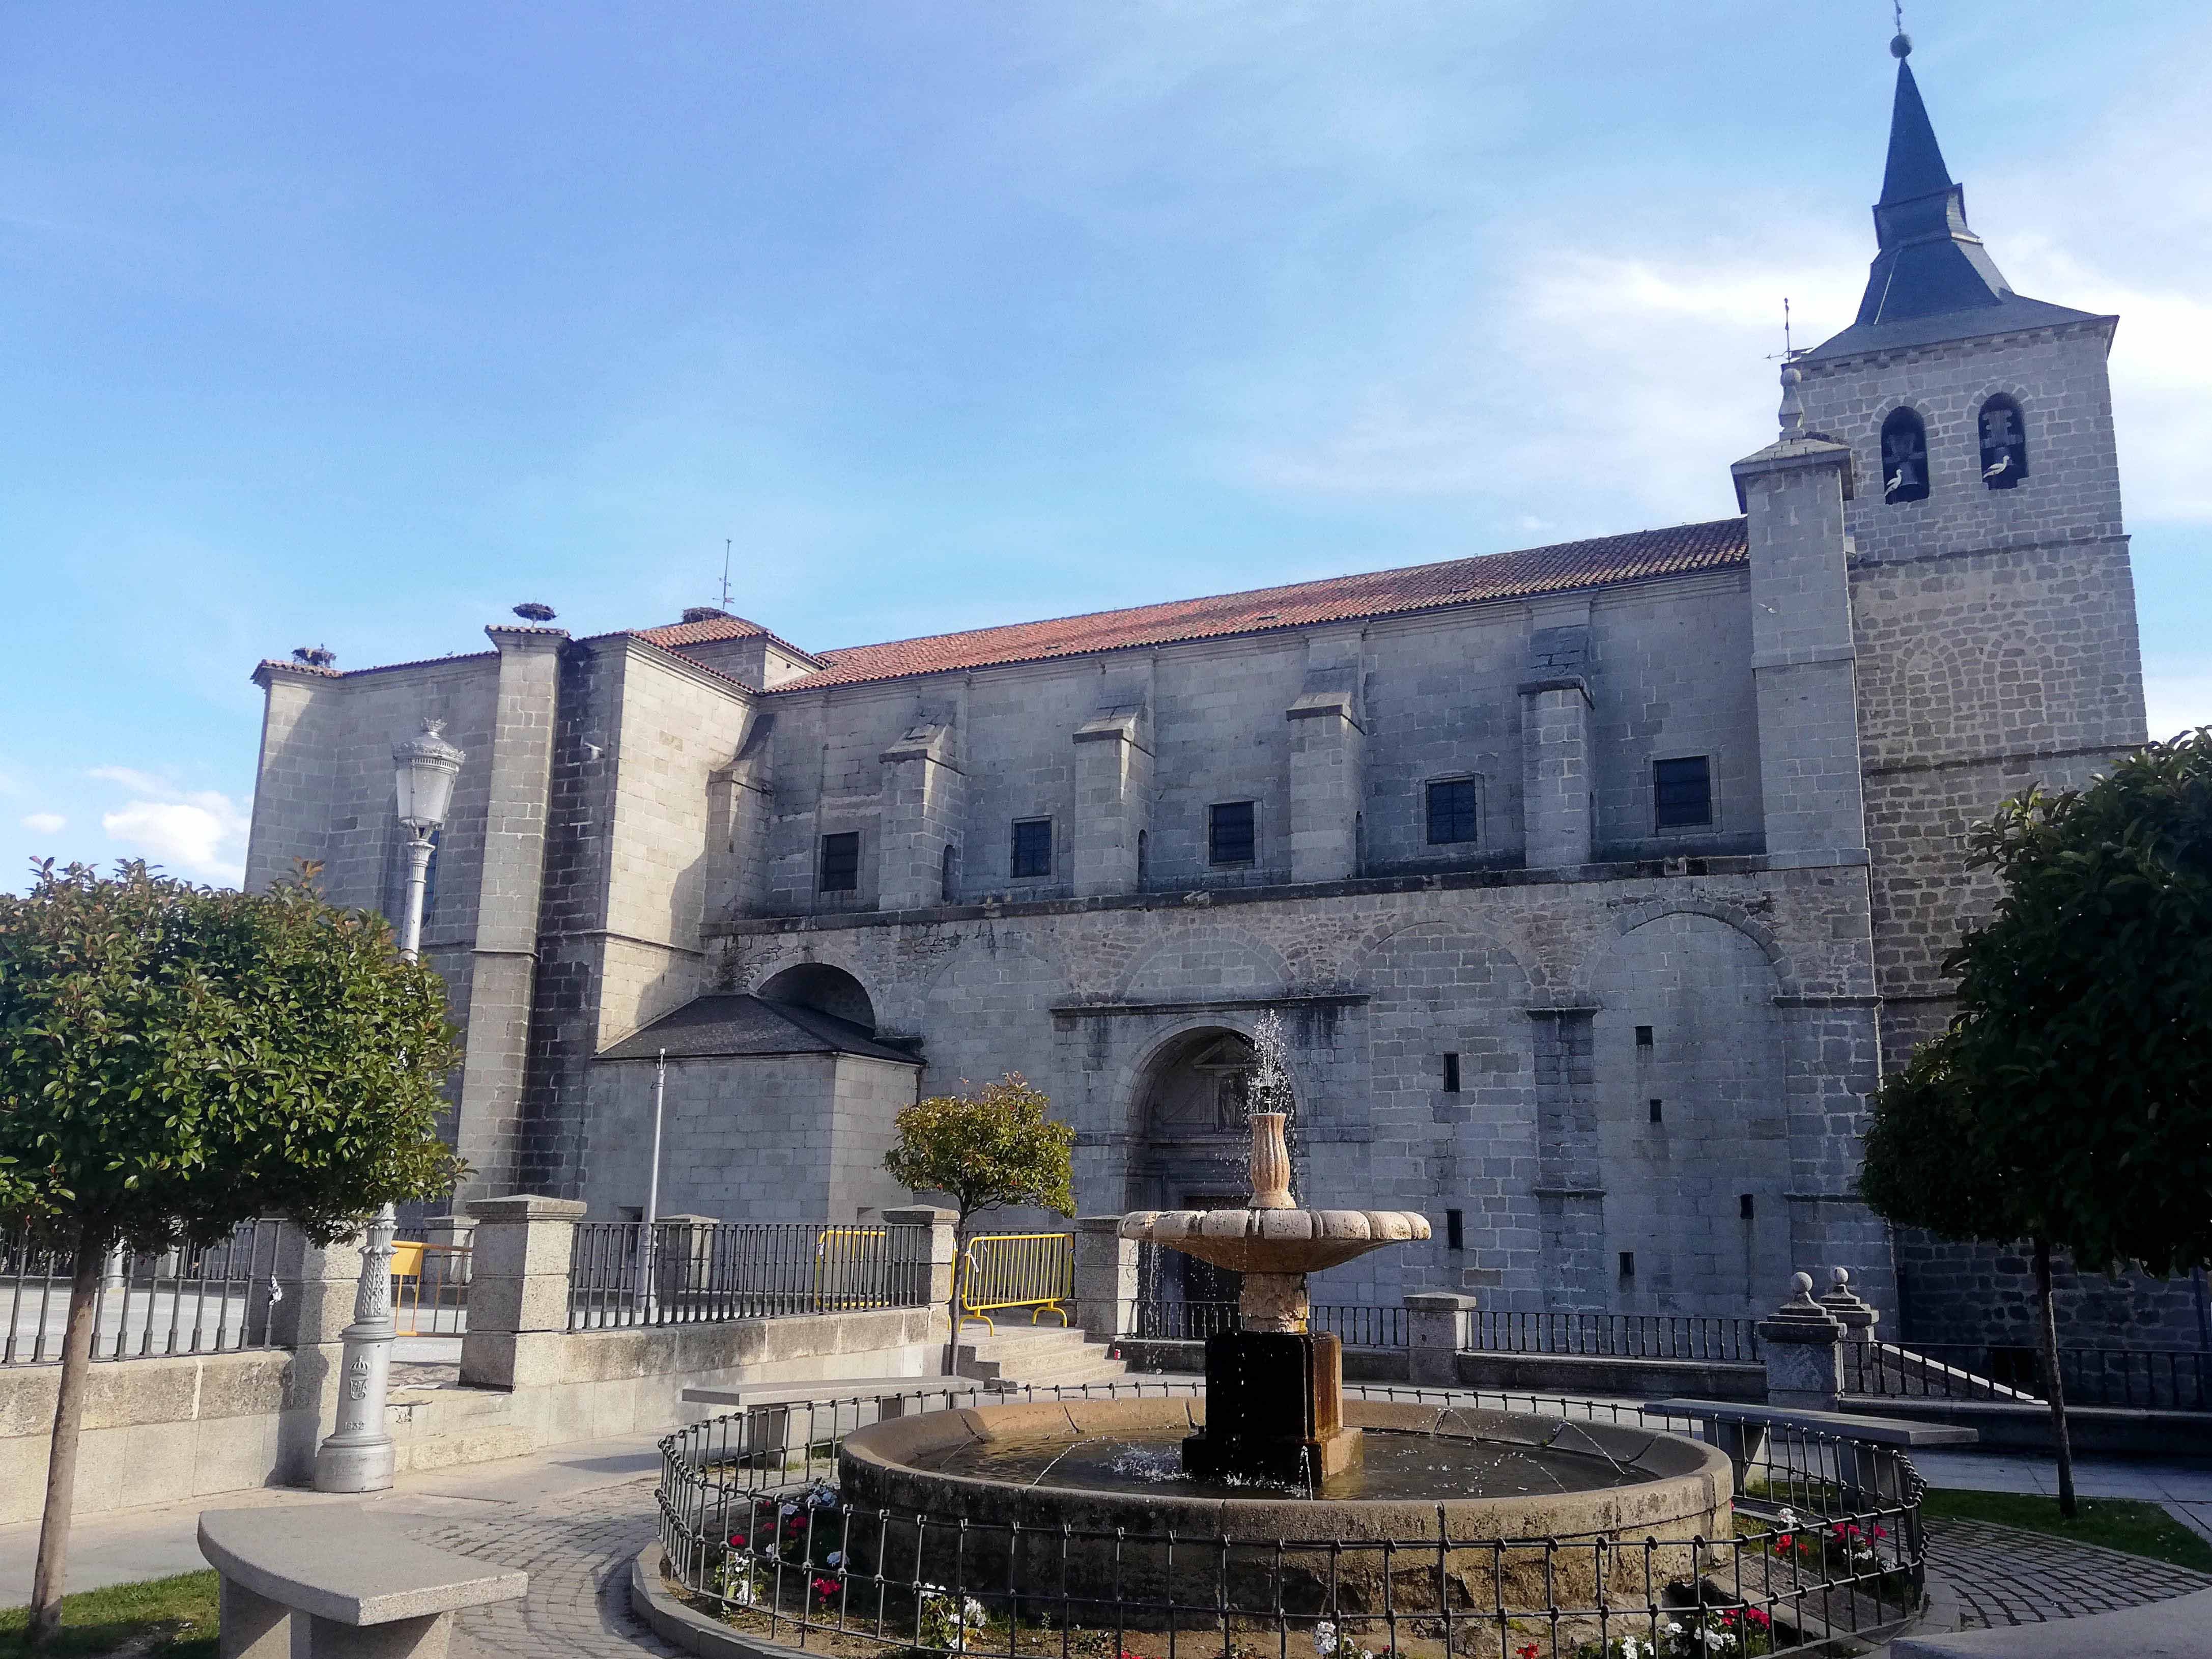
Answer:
[{"left": 838, "top": 1396, "right": 1732, "bottom": 1617}]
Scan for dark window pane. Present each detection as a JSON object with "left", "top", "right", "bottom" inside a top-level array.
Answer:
[
  {"left": 1426, "top": 778, "right": 1480, "bottom": 845},
  {"left": 1881, "top": 407, "right": 1931, "bottom": 503},
  {"left": 819, "top": 831, "right": 860, "bottom": 892},
  {"left": 1209, "top": 801, "right": 1256, "bottom": 865},
  {"left": 1442, "top": 1053, "right": 1461, "bottom": 1093},
  {"left": 1010, "top": 818, "right": 1053, "bottom": 878},
  {"left": 1978, "top": 396, "right": 2028, "bottom": 490},
  {"left": 1653, "top": 756, "right": 1712, "bottom": 830}
]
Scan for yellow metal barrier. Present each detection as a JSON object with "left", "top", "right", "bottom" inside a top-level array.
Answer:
[
  {"left": 959, "top": 1232, "right": 1073, "bottom": 1331},
  {"left": 812, "top": 1225, "right": 889, "bottom": 1310},
  {"left": 390, "top": 1241, "right": 470, "bottom": 1336}
]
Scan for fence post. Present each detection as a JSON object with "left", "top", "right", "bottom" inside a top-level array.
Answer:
[
  {"left": 1404, "top": 1292, "right": 1478, "bottom": 1388},
  {"left": 424, "top": 1215, "right": 475, "bottom": 1286},
  {"left": 1819, "top": 1266, "right": 1880, "bottom": 1339},
  {"left": 885, "top": 1206, "right": 959, "bottom": 1340},
  {"left": 268, "top": 1222, "right": 367, "bottom": 1354},
  {"left": 654, "top": 1214, "right": 719, "bottom": 1307},
  {"left": 1757, "top": 1272, "right": 1847, "bottom": 1412},
  {"left": 461, "top": 1195, "right": 586, "bottom": 1390},
  {"left": 1073, "top": 1217, "right": 1139, "bottom": 1343}
]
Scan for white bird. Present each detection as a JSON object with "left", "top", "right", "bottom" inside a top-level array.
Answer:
[
  {"left": 1886, "top": 471, "right": 1906, "bottom": 496},
  {"left": 1983, "top": 454, "right": 2011, "bottom": 481}
]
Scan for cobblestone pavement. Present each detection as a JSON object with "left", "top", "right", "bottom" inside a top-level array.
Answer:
[
  {"left": 1926, "top": 1516, "right": 2212, "bottom": 1628},
  {"left": 402, "top": 1477, "right": 678, "bottom": 1659}
]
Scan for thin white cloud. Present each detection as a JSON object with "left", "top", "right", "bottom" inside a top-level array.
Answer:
[
  {"left": 21, "top": 812, "right": 66, "bottom": 835},
  {"left": 91, "top": 769, "right": 248, "bottom": 886}
]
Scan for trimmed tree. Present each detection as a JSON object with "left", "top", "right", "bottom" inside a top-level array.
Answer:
[
  {"left": 1859, "top": 731, "right": 2212, "bottom": 1517},
  {"left": 0, "top": 861, "right": 462, "bottom": 1644},
  {"left": 882, "top": 1074, "right": 1075, "bottom": 1375}
]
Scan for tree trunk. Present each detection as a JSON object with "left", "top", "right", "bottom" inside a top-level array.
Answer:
[
  {"left": 30, "top": 1226, "right": 106, "bottom": 1646},
  {"left": 2033, "top": 1238, "right": 2078, "bottom": 1520},
  {"left": 943, "top": 1219, "right": 968, "bottom": 1382}
]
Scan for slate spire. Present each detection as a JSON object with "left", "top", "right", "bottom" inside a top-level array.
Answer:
[{"left": 1851, "top": 32, "right": 2014, "bottom": 328}]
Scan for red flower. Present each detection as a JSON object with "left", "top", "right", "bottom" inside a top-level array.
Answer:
[
  {"left": 1745, "top": 1609, "right": 1771, "bottom": 1629},
  {"left": 812, "top": 1576, "right": 841, "bottom": 1599},
  {"left": 1516, "top": 1644, "right": 1539, "bottom": 1659}
]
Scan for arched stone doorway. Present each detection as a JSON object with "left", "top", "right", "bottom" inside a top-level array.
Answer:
[
  {"left": 757, "top": 963, "right": 877, "bottom": 1033},
  {"left": 1130, "top": 1027, "right": 1286, "bottom": 1305}
]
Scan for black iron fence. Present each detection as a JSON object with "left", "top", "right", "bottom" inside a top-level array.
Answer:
[
  {"left": 568, "top": 1221, "right": 930, "bottom": 1331},
  {"left": 658, "top": 1380, "right": 1928, "bottom": 1659},
  {"left": 2, "top": 1221, "right": 285, "bottom": 1367},
  {"left": 1465, "top": 1310, "right": 1764, "bottom": 1363},
  {"left": 1844, "top": 1340, "right": 2212, "bottom": 1413}
]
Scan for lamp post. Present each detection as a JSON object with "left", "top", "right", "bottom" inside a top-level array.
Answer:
[
  {"left": 312, "top": 719, "right": 465, "bottom": 1494},
  {"left": 390, "top": 718, "right": 464, "bottom": 960}
]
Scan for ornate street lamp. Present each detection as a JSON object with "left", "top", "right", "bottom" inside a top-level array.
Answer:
[{"left": 390, "top": 718, "right": 464, "bottom": 961}]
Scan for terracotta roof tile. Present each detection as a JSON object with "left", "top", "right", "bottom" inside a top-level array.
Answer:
[
  {"left": 633, "top": 612, "right": 823, "bottom": 664},
  {"left": 753, "top": 518, "right": 1747, "bottom": 692}
]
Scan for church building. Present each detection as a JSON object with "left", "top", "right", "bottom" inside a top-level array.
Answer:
[{"left": 243, "top": 42, "right": 2164, "bottom": 1338}]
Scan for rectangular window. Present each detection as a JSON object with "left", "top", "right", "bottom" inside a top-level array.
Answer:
[
  {"left": 1010, "top": 817, "right": 1053, "bottom": 879},
  {"left": 1618, "top": 1251, "right": 1636, "bottom": 1279},
  {"left": 819, "top": 831, "right": 860, "bottom": 892},
  {"left": 1635, "top": 1025, "right": 1654, "bottom": 1049},
  {"left": 1442, "top": 1052, "right": 1461, "bottom": 1093},
  {"left": 1425, "top": 778, "right": 1480, "bottom": 846},
  {"left": 1445, "top": 1209, "right": 1465, "bottom": 1252},
  {"left": 1208, "top": 800, "right": 1257, "bottom": 865},
  {"left": 1649, "top": 1099, "right": 1663, "bottom": 1124},
  {"left": 1653, "top": 756, "right": 1713, "bottom": 830},
  {"left": 1739, "top": 1193, "right": 1756, "bottom": 1221}
]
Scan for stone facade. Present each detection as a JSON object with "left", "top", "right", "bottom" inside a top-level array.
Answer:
[{"left": 241, "top": 49, "right": 2167, "bottom": 1339}]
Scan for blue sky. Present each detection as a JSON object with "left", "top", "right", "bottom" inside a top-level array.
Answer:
[{"left": 5, "top": 2, "right": 2207, "bottom": 887}]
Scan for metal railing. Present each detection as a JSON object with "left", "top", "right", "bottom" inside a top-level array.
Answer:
[
  {"left": 390, "top": 1240, "right": 470, "bottom": 1337},
  {"left": 568, "top": 1221, "right": 929, "bottom": 1331},
  {"left": 3, "top": 1221, "right": 285, "bottom": 1367},
  {"left": 658, "top": 1379, "right": 1927, "bottom": 1659},
  {"left": 1466, "top": 1310, "right": 1764, "bottom": 1362},
  {"left": 959, "top": 1232, "right": 1072, "bottom": 1330},
  {"left": 1844, "top": 1340, "right": 2212, "bottom": 1413}
]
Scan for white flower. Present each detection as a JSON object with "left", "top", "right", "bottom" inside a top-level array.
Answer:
[
  {"left": 1619, "top": 1639, "right": 1641, "bottom": 1659},
  {"left": 1665, "top": 1621, "right": 1684, "bottom": 1636},
  {"left": 779, "top": 1502, "right": 799, "bottom": 1516},
  {"left": 962, "top": 1597, "right": 987, "bottom": 1627},
  {"left": 826, "top": 1551, "right": 842, "bottom": 1568},
  {"left": 1776, "top": 1508, "right": 1799, "bottom": 1530},
  {"left": 1313, "top": 1621, "right": 1338, "bottom": 1656}
]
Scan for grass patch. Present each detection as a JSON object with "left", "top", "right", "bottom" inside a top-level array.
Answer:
[
  {"left": 1921, "top": 1488, "right": 2212, "bottom": 1573},
  {"left": 0, "top": 1569, "right": 220, "bottom": 1659}
]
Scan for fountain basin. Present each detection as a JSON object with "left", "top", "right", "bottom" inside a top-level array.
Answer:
[{"left": 837, "top": 1396, "right": 1732, "bottom": 1616}]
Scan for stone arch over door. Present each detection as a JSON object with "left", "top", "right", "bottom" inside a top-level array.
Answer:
[
  {"left": 1125, "top": 1022, "right": 1274, "bottom": 1305},
  {"left": 1584, "top": 911, "right": 1787, "bottom": 1318},
  {"left": 1118, "top": 924, "right": 1289, "bottom": 1003}
]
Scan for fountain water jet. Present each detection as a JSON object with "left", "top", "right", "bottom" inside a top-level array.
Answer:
[{"left": 1118, "top": 1111, "right": 1430, "bottom": 1485}]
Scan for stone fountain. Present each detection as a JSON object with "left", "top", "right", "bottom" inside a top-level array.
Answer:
[{"left": 1118, "top": 1111, "right": 1430, "bottom": 1485}]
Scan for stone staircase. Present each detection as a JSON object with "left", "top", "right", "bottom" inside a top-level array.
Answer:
[{"left": 953, "top": 1320, "right": 1127, "bottom": 1388}]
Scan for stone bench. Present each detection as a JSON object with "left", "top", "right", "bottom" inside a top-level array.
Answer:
[
  {"left": 198, "top": 1506, "right": 526, "bottom": 1659},
  {"left": 677, "top": 1376, "right": 1017, "bottom": 1464}
]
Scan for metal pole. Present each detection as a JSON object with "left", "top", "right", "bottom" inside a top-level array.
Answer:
[
  {"left": 398, "top": 828, "right": 434, "bottom": 962},
  {"left": 638, "top": 1049, "right": 667, "bottom": 1314},
  {"left": 314, "top": 1203, "right": 398, "bottom": 1492}
]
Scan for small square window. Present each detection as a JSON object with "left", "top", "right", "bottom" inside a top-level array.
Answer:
[
  {"left": 1635, "top": 1025, "right": 1654, "bottom": 1049},
  {"left": 1649, "top": 1099, "right": 1663, "bottom": 1124},
  {"left": 1442, "top": 1052, "right": 1461, "bottom": 1093},
  {"left": 1654, "top": 756, "right": 1713, "bottom": 830},
  {"left": 1425, "top": 778, "right": 1480, "bottom": 846},
  {"left": 1010, "top": 817, "right": 1053, "bottom": 879},
  {"left": 1445, "top": 1209, "right": 1465, "bottom": 1252},
  {"left": 1618, "top": 1251, "right": 1636, "bottom": 1279},
  {"left": 1209, "top": 801, "right": 1256, "bottom": 865},
  {"left": 819, "top": 831, "right": 860, "bottom": 892}
]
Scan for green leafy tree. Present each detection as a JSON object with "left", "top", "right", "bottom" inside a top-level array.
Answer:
[
  {"left": 1860, "top": 730, "right": 2212, "bottom": 1517},
  {"left": 882, "top": 1074, "right": 1075, "bottom": 1373},
  {"left": 0, "top": 861, "right": 463, "bottom": 1644}
]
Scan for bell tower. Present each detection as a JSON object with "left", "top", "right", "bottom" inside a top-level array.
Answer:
[{"left": 1792, "top": 29, "right": 2147, "bottom": 1073}]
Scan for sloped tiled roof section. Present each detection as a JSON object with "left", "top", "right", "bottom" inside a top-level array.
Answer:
[
  {"left": 761, "top": 518, "right": 1748, "bottom": 692},
  {"left": 633, "top": 611, "right": 824, "bottom": 664}
]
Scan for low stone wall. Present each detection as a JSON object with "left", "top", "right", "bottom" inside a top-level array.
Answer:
[{"left": 0, "top": 1304, "right": 935, "bottom": 1526}]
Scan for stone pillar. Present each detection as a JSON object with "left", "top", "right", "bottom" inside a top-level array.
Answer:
[
  {"left": 877, "top": 722, "right": 964, "bottom": 911},
  {"left": 460, "top": 1195, "right": 585, "bottom": 1391},
  {"left": 453, "top": 626, "right": 567, "bottom": 1203},
  {"left": 1820, "top": 1266, "right": 1880, "bottom": 1341},
  {"left": 1071, "top": 707, "right": 1152, "bottom": 897},
  {"left": 886, "top": 1205, "right": 960, "bottom": 1355},
  {"left": 1732, "top": 371, "right": 1867, "bottom": 867},
  {"left": 1073, "top": 1217, "right": 1139, "bottom": 1343},
  {"left": 269, "top": 1223, "right": 368, "bottom": 1354},
  {"left": 1519, "top": 624, "right": 1593, "bottom": 869},
  {"left": 1404, "top": 1292, "right": 1478, "bottom": 1388},
  {"left": 1285, "top": 670, "right": 1365, "bottom": 884},
  {"left": 1757, "top": 1272, "right": 1847, "bottom": 1412},
  {"left": 652, "top": 1214, "right": 720, "bottom": 1308}
]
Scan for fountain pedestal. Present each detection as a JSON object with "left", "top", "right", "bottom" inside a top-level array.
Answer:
[{"left": 1186, "top": 1329, "right": 1359, "bottom": 1485}]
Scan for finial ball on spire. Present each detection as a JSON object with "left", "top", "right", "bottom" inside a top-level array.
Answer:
[{"left": 1890, "top": 32, "right": 1912, "bottom": 59}]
